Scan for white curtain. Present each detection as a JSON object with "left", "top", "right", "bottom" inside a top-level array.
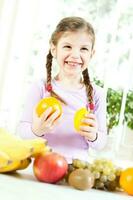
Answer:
[{"left": 0, "top": 0, "right": 62, "bottom": 132}]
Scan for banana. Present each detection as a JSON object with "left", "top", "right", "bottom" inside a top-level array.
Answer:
[
  {"left": 32, "top": 145, "right": 52, "bottom": 158},
  {"left": 17, "top": 158, "right": 32, "bottom": 170},
  {"left": 0, "top": 128, "right": 33, "bottom": 160},
  {"left": 0, "top": 140, "right": 33, "bottom": 161},
  {"left": 0, "top": 128, "right": 51, "bottom": 173},
  {"left": 0, "top": 150, "right": 12, "bottom": 168},
  {"left": 0, "top": 160, "right": 21, "bottom": 173},
  {"left": 0, "top": 157, "right": 32, "bottom": 173},
  {"left": 23, "top": 138, "right": 50, "bottom": 157}
]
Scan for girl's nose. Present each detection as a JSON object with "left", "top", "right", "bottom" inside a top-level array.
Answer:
[{"left": 70, "top": 49, "right": 80, "bottom": 59}]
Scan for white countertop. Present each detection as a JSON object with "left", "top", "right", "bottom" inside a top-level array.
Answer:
[{"left": 0, "top": 164, "right": 133, "bottom": 200}]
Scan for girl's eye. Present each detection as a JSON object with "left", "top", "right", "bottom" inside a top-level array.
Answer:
[
  {"left": 81, "top": 47, "right": 89, "bottom": 51},
  {"left": 63, "top": 45, "right": 71, "bottom": 49}
]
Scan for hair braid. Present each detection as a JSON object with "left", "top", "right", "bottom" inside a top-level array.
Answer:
[
  {"left": 46, "top": 50, "right": 53, "bottom": 86},
  {"left": 45, "top": 51, "right": 66, "bottom": 104},
  {"left": 82, "top": 68, "right": 93, "bottom": 106}
]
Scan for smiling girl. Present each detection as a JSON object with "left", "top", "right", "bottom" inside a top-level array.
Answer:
[{"left": 18, "top": 16, "right": 107, "bottom": 163}]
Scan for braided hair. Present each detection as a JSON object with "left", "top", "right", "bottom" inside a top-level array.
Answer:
[{"left": 45, "top": 16, "right": 95, "bottom": 109}]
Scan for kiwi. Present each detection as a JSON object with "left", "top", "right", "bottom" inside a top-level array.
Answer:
[{"left": 68, "top": 168, "right": 94, "bottom": 190}]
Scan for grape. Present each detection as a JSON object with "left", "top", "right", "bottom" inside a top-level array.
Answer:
[
  {"left": 93, "top": 171, "right": 101, "bottom": 179},
  {"left": 68, "top": 164, "right": 75, "bottom": 172},
  {"left": 103, "top": 167, "right": 112, "bottom": 175},
  {"left": 90, "top": 159, "right": 123, "bottom": 191},
  {"left": 85, "top": 162, "right": 92, "bottom": 170},
  {"left": 104, "top": 180, "right": 117, "bottom": 191},
  {"left": 69, "top": 158, "right": 123, "bottom": 192},
  {"left": 94, "top": 180, "right": 104, "bottom": 189},
  {"left": 115, "top": 167, "right": 122, "bottom": 176},
  {"left": 107, "top": 174, "right": 116, "bottom": 181},
  {"left": 72, "top": 159, "right": 87, "bottom": 169},
  {"left": 100, "top": 174, "right": 108, "bottom": 182},
  {"left": 95, "top": 164, "right": 104, "bottom": 172}
]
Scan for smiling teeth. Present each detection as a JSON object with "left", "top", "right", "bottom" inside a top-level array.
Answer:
[{"left": 67, "top": 62, "right": 80, "bottom": 66}]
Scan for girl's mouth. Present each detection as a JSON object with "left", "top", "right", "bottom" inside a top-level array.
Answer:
[{"left": 65, "top": 61, "right": 82, "bottom": 67}]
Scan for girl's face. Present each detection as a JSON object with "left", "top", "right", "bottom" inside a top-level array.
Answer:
[{"left": 51, "top": 31, "right": 95, "bottom": 79}]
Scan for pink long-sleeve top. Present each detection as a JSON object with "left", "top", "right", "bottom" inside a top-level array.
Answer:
[{"left": 18, "top": 79, "right": 107, "bottom": 163}]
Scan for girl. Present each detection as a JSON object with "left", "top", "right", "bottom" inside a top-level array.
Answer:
[{"left": 18, "top": 16, "right": 107, "bottom": 163}]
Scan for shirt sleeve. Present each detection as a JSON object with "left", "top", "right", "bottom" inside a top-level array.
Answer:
[
  {"left": 87, "top": 87, "right": 107, "bottom": 150},
  {"left": 16, "top": 81, "right": 44, "bottom": 139}
]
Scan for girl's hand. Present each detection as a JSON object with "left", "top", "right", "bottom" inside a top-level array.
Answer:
[
  {"left": 32, "top": 106, "right": 61, "bottom": 136},
  {"left": 78, "top": 113, "right": 98, "bottom": 142}
]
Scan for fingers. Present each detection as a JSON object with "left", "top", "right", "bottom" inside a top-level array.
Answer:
[
  {"left": 80, "top": 125, "right": 96, "bottom": 133},
  {"left": 54, "top": 116, "right": 62, "bottom": 124},
  {"left": 77, "top": 114, "right": 98, "bottom": 141},
  {"left": 78, "top": 129, "right": 97, "bottom": 141},
  {"left": 81, "top": 118, "right": 97, "bottom": 127},
  {"left": 85, "top": 113, "right": 96, "bottom": 120},
  {"left": 40, "top": 108, "right": 61, "bottom": 129},
  {"left": 46, "top": 109, "right": 60, "bottom": 124},
  {"left": 78, "top": 130, "right": 92, "bottom": 137},
  {"left": 41, "top": 107, "right": 53, "bottom": 121},
  {"left": 32, "top": 106, "right": 61, "bottom": 135}
]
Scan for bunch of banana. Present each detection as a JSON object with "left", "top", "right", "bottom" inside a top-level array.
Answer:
[{"left": 0, "top": 128, "right": 51, "bottom": 173}]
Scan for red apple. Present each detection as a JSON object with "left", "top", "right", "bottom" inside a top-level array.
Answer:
[{"left": 33, "top": 152, "right": 68, "bottom": 183}]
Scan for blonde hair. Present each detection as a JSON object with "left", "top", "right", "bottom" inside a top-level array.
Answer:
[{"left": 45, "top": 16, "right": 95, "bottom": 107}]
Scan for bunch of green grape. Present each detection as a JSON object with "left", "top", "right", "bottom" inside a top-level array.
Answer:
[{"left": 67, "top": 158, "right": 123, "bottom": 191}]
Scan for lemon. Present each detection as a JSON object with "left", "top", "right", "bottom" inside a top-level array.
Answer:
[
  {"left": 36, "top": 97, "right": 62, "bottom": 118},
  {"left": 74, "top": 108, "right": 89, "bottom": 131}
]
